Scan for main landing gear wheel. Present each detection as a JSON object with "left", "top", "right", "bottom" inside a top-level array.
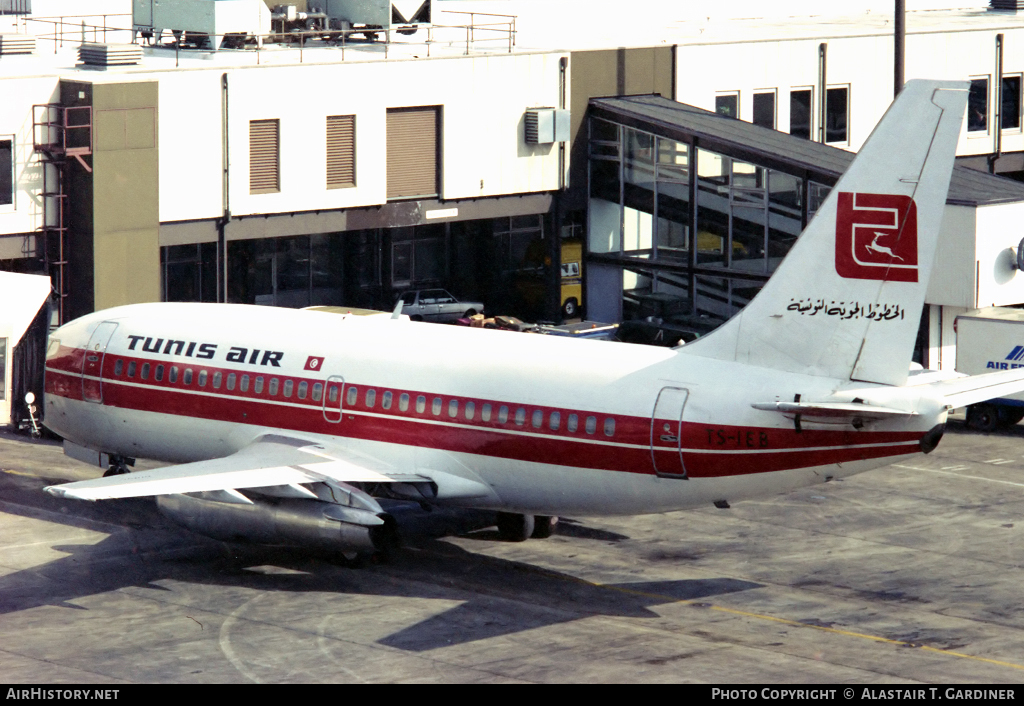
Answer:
[
  {"left": 531, "top": 515, "right": 558, "bottom": 539},
  {"left": 102, "top": 455, "right": 134, "bottom": 477},
  {"left": 496, "top": 512, "right": 534, "bottom": 541}
]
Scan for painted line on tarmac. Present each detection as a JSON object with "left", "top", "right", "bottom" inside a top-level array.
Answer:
[
  {"left": 594, "top": 580, "right": 1024, "bottom": 674},
  {"left": 506, "top": 564, "right": 1024, "bottom": 674},
  {"left": 894, "top": 464, "right": 1024, "bottom": 488}
]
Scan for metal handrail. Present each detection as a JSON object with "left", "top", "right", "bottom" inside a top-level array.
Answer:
[{"left": 22, "top": 11, "right": 517, "bottom": 61}]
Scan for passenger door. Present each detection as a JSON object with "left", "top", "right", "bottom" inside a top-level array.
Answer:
[
  {"left": 82, "top": 322, "right": 118, "bottom": 404},
  {"left": 651, "top": 386, "right": 689, "bottom": 478}
]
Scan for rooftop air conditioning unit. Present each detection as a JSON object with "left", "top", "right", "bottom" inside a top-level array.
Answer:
[
  {"left": 78, "top": 43, "right": 143, "bottom": 67},
  {"left": 525, "top": 108, "right": 570, "bottom": 145},
  {"left": 0, "top": 34, "right": 35, "bottom": 54},
  {"left": 0, "top": 0, "right": 31, "bottom": 15}
]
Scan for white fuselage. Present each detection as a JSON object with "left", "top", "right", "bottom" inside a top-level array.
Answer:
[{"left": 43, "top": 303, "right": 945, "bottom": 516}]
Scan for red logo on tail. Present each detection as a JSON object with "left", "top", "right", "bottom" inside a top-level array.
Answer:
[{"left": 835, "top": 192, "right": 918, "bottom": 282}]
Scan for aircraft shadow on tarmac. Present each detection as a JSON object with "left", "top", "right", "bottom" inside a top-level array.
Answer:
[{"left": 0, "top": 472, "right": 762, "bottom": 651}]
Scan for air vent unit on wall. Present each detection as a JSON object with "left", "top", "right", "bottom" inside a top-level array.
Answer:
[
  {"left": 78, "top": 43, "right": 143, "bottom": 67},
  {"left": 525, "top": 108, "right": 570, "bottom": 145},
  {"left": 990, "top": 0, "right": 1024, "bottom": 10},
  {"left": 0, "top": 34, "right": 34, "bottom": 54}
]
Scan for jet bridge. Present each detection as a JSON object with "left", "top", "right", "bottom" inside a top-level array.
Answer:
[{"left": 0, "top": 272, "right": 50, "bottom": 431}]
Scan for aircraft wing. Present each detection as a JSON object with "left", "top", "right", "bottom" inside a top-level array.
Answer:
[
  {"left": 909, "top": 367, "right": 1024, "bottom": 409},
  {"left": 43, "top": 434, "right": 493, "bottom": 502}
]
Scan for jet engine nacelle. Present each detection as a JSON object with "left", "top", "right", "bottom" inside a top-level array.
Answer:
[{"left": 156, "top": 493, "right": 398, "bottom": 555}]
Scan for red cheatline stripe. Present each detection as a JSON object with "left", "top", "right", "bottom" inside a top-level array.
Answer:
[{"left": 44, "top": 347, "right": 926, "bottom": 478}]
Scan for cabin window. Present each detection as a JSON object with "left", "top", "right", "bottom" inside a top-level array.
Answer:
[
  {"left": 416, "top": 395, "right": 426, "bottom": 413},
  {"left": 568, "top": 413, "right": 578, "bottom": 432},
  {"left": 169, "top": 366, "right": 179, "bottom": 383},
  {"left": 448, "top": 399, "right": 458, "bottom": 418},
  {"left": 328, "top": 384, "right": 339, "bottom": 403},
  {"left": 312, "top": 382, "right": 322, "bottom": 401},
  {"left": 212, "top": 371, "right": 221, "bottom": 388},
  {"left": 399, "top": 392, "right": 410, "bottom": 411},
  {"left": 155, "top": 364, "right": 164, "bottom": 382},
  {"left": 283, "top": 379, "right": 293, "bottom": 397},
  {"left": 482, "top": 403, "right": 492, "bottom": 422},
  {"left": 298, "top": 381, "right": 308, "bottom": 399},
  {"left": 128, "top": 361, "right": 137, "bottom": 378},
  {"left": 184, "top": 368, "right": 193, "bottom": 385},
  {"left": 515, "top": 408, "right": 526, "bottom": 426},
  {"left": 227, "top": 373, "right": 236, "bottom": 390},
  {"left": 585, "top": 416, "right": 597, "bottom": 434},
  {"left": 343, "top": 385, "right": 355, "bottom": 405},
  {"left": 531, "top": 410, "right": 543, "bottom": 428},
  {"left": 268, "top": 378, "right": 279, "bottom": 396},
  {"left": 198, "top": 370, "right": 208, "bottom": 387},
  {"left": 141, "top": 363, "right": 150, "bottom": 380},
  {"left": 549, "top": 411, "right": 561, "bottom": 431},
  {"left": 382, "top": 390, "right": 392, "bottom": 409},
  {"left": 465, "top": 401, "right": 475, "bottom": 420},
  {"left": 115, "top": 360, "right": 124, "bottom": 376},
  {"left": 604, "top": 418, "right": 616, "bottom": 436},
  {"left": 432, "top": 397, "right": 442, "bottom": 415},
  {"left": 240, "top": 374, "right": 250, "bottom": 392},
  {"left": 254, "top": 376, "right": 264, "bottom": 394},
  {"left": 365, "top": 389, "right": 375, "bottom": 407},
  {"left": 498, "top": 405, "right": 509, "bottom": 423}
]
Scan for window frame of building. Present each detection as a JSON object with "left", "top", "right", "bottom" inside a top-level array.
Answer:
[
  {"left": 789, "top": 88, "right": 813, "bottom": 140},
  {"left": 968, "top": 77, "right": 989, "bottom": 134},
  {"left": 326, "top": 114, "right": 356, "bottom": 189},
  {"left": 715, "top": 92, "right": 739, "bottom": 120},
  {"left": 0, "top": 137, "right": 13, "bottom": 208},
  {"left": 249, "top": 119, "right": 280, "bottom": 194},
  {"left": 824, "top": 85, "right": 850, "bottom": 145},
  {"left": 752, "top": 91, "right": 776, "bottom": 129},
  {"left": 1001, "top": 75, "right": 1021, "bottom": 131}
]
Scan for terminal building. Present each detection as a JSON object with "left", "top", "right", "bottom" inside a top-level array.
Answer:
[{"left": 4, "top": 0, "right": 1024, "bottom": 427}]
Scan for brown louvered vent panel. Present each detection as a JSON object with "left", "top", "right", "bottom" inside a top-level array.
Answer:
[
  {"left": 250, "top": 119, "right": 279, "bottom": 194},
  {"left": 387, "top": 107, "right": 439, "bottom": 200},
  {"left": 327, "top": 115, "right": 356, "bottom": 189}
]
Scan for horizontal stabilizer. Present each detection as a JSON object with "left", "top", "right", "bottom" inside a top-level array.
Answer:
[
  {"left": 909, "top": 367, "right": 1024, "bottom": 410},
  {"left": 752, "top": 400, "right": 916, "bottom": 425}
]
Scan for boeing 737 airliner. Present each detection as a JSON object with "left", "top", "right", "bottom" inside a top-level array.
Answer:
[{"left": 35, "top": 80, "right": 1024, "bottom": 556}]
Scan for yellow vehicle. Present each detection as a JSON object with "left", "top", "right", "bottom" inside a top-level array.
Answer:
[{"left": 559, "top": 239, "right": 583, "bottom": 318}]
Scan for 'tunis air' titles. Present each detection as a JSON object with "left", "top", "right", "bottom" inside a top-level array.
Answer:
[{"left": 125, "top": 335, "right": 285, "bottom": 367}]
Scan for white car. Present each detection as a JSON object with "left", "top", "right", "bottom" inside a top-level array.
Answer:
[{"left": 397, "top": 289, "right": 485, "bottom": 323}]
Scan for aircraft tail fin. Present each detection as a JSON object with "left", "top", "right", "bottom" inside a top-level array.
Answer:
[{"left": 681, "top": 80, "right": 968, "bottom": 387}]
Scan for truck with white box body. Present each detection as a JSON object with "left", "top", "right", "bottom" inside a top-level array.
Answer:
[{"left": 955, "top": 306, "right": 1024, "bottom": 431}]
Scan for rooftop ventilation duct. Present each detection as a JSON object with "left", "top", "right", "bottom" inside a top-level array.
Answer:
[
  {"left": 78, "top": 42, "right": 143, "bottom": 67},
  {"left": 0, "top": 33, "right": 34, "bottom": 54}
]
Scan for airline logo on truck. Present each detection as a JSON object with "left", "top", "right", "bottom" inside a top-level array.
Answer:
[
  {"left": 835, "top": 192, "right": 918, "bottom": 282},
  {"left": 988, "top": 346, "right": 1024, "bottom": 369}
]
